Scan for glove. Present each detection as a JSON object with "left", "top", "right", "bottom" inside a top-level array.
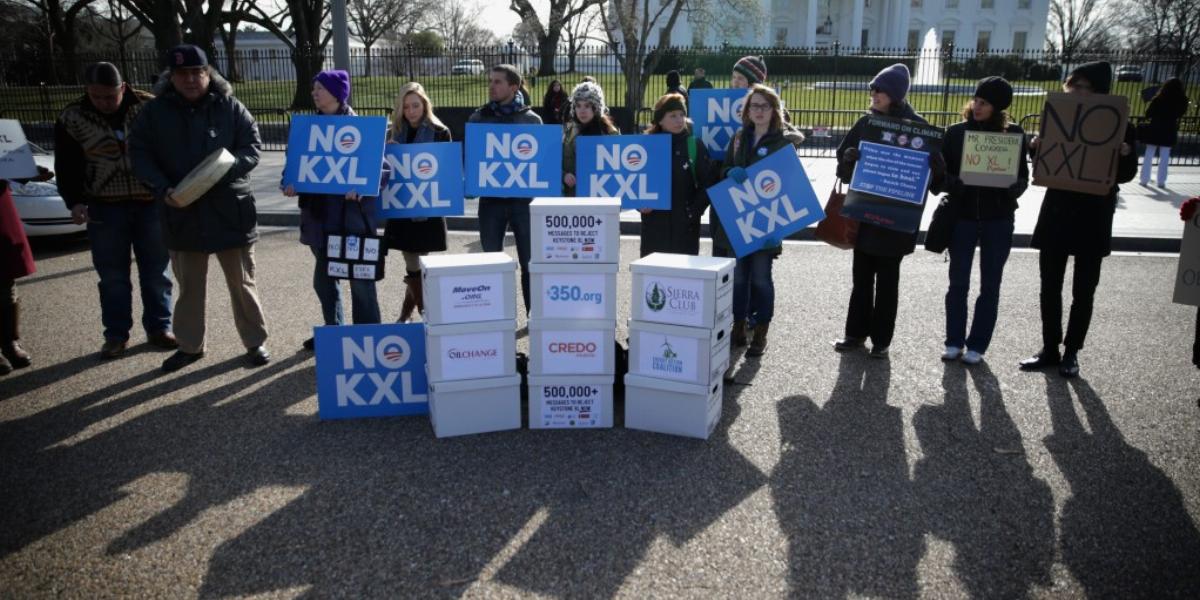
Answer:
[
  {"left": 928, "top": 152, "right": 947, "bottom": 179},
  {"left": 728, "top": 166, "right": 749, "bottom": 184},
  {"left": 1182, "top": 197, "right": 1200, "bottom": 221},
  {"left": 840, "top": 147, "right": 860, "bottom": 166},
  {"left": 1007, "top": 180, "right": 1028, "bottom": 201}
]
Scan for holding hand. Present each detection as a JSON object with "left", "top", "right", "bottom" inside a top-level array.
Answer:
[
  {"left": 840, "top": 147, "right": 860, "bottom": 165},
  {"left": 564, "top": 173, "right": 576, "bottom": 187},
  {"left": 1119, "top": 142, "right": 1131, "bottom": 156},
  {"left": 728, "top": 166, "right": 749, "bottom": 184},
  {"left": 282, "top": 184, "right": 297, "bottom": 197},
  {"left": 1028, "top": 136, "right": 1041, "bottom": 153},
  {"left": 345, "top": 190, "right": 361, "bottom": 202},
  {"left": 70, "top": 204, "right": 89, "bottom": 225}
]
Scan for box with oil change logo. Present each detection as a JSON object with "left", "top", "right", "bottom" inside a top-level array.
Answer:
[{"left": 424, "top": 319, "right": 517, "bottom": 383}]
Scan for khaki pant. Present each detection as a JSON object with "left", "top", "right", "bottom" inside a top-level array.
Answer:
[{"left": 169, "top": 245, "right": 269, "bottom": 354}]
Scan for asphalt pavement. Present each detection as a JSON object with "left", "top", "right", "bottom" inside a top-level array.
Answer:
[{"left": 1, "top": 231, "right": 1198, "bottom": 598}]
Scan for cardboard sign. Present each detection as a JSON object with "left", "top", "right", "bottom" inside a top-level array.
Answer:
[
  {"left": 465, "top": 123, "right": 562, "bottom": 197},
  {"left": 282, "top": 115, "right": 388, "bottom": 196},
  {"left": 706, "top": 147, "right": 825, "bottom": 257},
  {"left": 0, "top": 119, "right": 38, "bottom": 180},
  {"left": 960, "top": 131, "right": 1024, "bottom": 188},
  {"left": 314, "top": 323, "right": 428, "bottom": 420},
  {"left": 1174, "top": 213, "right": 1200, "bottom": 306},
  {"left": 689, "top": 89, "right": 749, "bottom": 160},
  {"left": 844, "top": 115, "right": 944, "bottom": 233},
  {"left": 576, "top": 134, "right": 671, "bottom": 209},
  {"left": 380, "top": 141, "right": 464, "bottom": 217},
  {"left": 1032, "top": 92, "right": 1130, "bottom": 196}
]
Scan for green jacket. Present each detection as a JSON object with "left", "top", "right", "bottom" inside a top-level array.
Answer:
[{"left": 711, "top": 126, "right": 806, "bottom": 255}]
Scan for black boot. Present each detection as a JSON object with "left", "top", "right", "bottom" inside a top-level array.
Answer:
[
  {"left": 0, "top": 299, "right": 30, "bottom": 369},
  {"left": 1019, "top": 348, "right": 1061, "bottom": 371},
  {"left": 1059, "top": 351, "right": 1080, "bottom": 378}
]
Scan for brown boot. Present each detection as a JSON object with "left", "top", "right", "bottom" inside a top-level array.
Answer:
[
  {"left": 746, "top": 322, "right": 769, "bottom": 357},
  {"left": 398, "top": 278, "right": 417, "bottom": 323},
  {"left": 0, "top": 299, "right": 30, "bottom": 368},
  {"left": 731, "top": 320, "right": 748, "bottom": 347}
]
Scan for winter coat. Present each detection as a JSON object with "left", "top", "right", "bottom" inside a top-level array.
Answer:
[
  {"left": 711, "top": 125, "right": 806, "bottom": 257},
  {"left": 1140, "top": 93, "right": 1190, "bottom": 147},
  {"left": 687, "top": 77, "right": 713, "bottom": 90},
  {"left": 54, "top": 88, "right": 155, "bottom": 208},
  {"left": 562, "top": 118, "right": 619, "bottom": 196},
  {"left": 0, "top": 182, "right": 35, "bottom": 280},
  {"left": 1031, "top": 124, "right": 1138, "bottom": 258},
  {"left": 468, "top": 101, "right": 543, "bottom": 206},
  {"left": 129, "top": 70, "right": 261, "bottom": 253},
  {"left": 836, "top": 102, "right": 931, "bottom": 258},
  {"left": 543, "top": 90, "right": 567, "bottom": 125},
  {"left": 384, "top": 120, "right": 452, "bottom": 254},
  {"left": 938, "top": 118, "right": 1029, "bottom": 221},
  {"left": 640, "top": 129, "right": 713, "bottom": 257}
]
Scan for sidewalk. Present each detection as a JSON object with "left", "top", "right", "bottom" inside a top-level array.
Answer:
[{"left": 252, "top": 152, "right": 1198, "bottom": 252}]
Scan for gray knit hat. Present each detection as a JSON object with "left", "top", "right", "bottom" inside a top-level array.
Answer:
[{"left": 569, "top": 81, "right": 609, "bottom": 118}]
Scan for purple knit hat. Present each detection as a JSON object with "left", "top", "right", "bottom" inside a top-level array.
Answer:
[{"left": 313, "top": 70, "right": 351, "bottom": 105}]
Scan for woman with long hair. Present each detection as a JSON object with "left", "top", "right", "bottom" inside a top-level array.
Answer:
[
  {"left": 561, "top": 81, "right": 618, "bottom": 196},
  {"left": 542, "top": 79, "right": 567, "bottom": 125},
  {"left": 1140, "top": 77, "right": 1190, "bottom": 188}
]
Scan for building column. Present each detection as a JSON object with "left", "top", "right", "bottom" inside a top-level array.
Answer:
[
  {"left": 804, "top": 0, "right": 818, "bottom": 47},
  {"left": 897, "top": 0, "right": 912, "bottom": 49},
  {"left": 839, "top": 0, "right": 865, "bottom": 48},
  {"left": 851, "top": 0, "right": 865, "bottom": 48},
  {"left": 885, "top": 0, "right": 900, "bottom": 47}
]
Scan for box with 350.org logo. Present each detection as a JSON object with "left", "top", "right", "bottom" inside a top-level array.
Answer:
[
  {"left": 630, "top": 253, "right": 735, "bottom": 329},
  {"left": 530, "top": 197, "right": 621, "bottom": 264},
  {"left": 420, "top": 252, "right": 517, "bottom": 326},
  {"left": 529, "top": 318, "right": 616, "bottom": 377},
  {"left": 529, "top": 262, "right": 618, "bottom": 320}
]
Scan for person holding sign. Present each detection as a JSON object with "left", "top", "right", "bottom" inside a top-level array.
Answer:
[
  {"left": 282, "top": 71, "right": 386, "bottom": 349},
  {"left": 712, "top": 85, "right": 805, "bottom": 357},
  {"left": 833, "top": 64, "right": 945, "bottom": 359},
  {"left": 384, "top": 82, "right": 452, "bottom": 323},
  {"left": 1021, "top": 62, "right": 1137, "bottom": 379},
  {"left": 639, "top": 93, "right": 714, "bottom": 257},
  {"left": 561, "top": 81, "right": 619, "bottom": 197},
  {"left": 935, "top": 77, "right": 1029, "bottom": 365}
]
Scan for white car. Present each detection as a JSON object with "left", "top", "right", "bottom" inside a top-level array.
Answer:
[
  {"left": 450, "top": 59, "right": 485, "bottom": 75},
  {"left": 7, "top": 143, "right": 85, "bottom": 237}
]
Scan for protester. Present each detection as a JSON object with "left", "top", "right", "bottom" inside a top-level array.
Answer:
[
  {"left": 834, "top": 63, "right": 944, "bottom": 359},
  {"left": 935, "top": 77, "right": 1029, "bottom": 365},
  {"left": 1020, "top": 61, "right": 1137, "bottom": 378},
  {"left": 54, "top": 62, "right": 176, "bottom": 359},
  {"left": 386, "top": 82, "right": 451, "bottom": 323},
  {"left": 688, "top": 67, "right": 713, "bottom": 90},
  {"left": 731, "top": 56, "right": 767, "bottom": 88},
  {"left": 665, "top": 70, "right": 688, "bottom": 101},
  {"left": 562, "top": 81, "right": 619, "bottom": 197},
  {"left": 1139, "top": 77, "right": 1190, "bottom": 188},
  {"left": 639, "top": 93, "right": 712, "bottom": 257},
  {"left": 1184, "top": 196, "right": 1200, "bottom": 370},
  {"left": 282, "top": 70, "right": 384, "bottom": 349},
  {"left": 0, "top": 167, "right": 49, "bottom": 374},
  {"left": 542, "top": 79, "right": 567, "bottom": 125},
  {"left": 129, "top": 44, "right": 270, "bottom": 372},
  {"left": 711, "top": 84, "right": 804, "bottom": 357},
  {"left": 469, "top": 64, "right": 544, "bottom": 315}
]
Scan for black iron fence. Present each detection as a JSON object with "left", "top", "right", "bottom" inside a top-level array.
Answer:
[{"left": 3, "top": 44, "right": 1198, "bottom": 162}]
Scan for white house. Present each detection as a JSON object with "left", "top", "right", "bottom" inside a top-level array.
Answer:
[
  {"left": 213, "top": 31, "right": 398, "bottom": 80},
  {"left": 663, "top": 0, "right": 1049, "bottom": 51}
]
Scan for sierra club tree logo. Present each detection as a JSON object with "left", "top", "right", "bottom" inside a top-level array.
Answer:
[{"left": 645, "top": 282, "right": 666, "bottom": 311}]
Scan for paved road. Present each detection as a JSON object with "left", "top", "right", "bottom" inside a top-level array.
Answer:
[{"left": 2, "top": 231, "right": 1198, "bottom": 598}]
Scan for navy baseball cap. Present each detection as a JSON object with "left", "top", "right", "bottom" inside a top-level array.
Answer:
[{"left": 167, "top": 45, "right": 209, "bottom": 69}]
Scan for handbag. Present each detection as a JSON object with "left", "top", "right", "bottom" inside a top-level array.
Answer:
[
  {"left": 324, "top": 200, "right": 387, "bottom": 281},
  {"left": 814, "top": 182, "right": 858, "bottom": 250},
  {"left": 923, "top": 196, "right": 954, "bottom": 254}
]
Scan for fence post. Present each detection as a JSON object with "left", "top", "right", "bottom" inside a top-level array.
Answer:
[
  {"left": 40, "top": 82, "right": 52, "bottom": 126},
  {"left": 941, "top": 42, "right": 953, "bottom": 117},
  {"left": 832, "top": 41, "right": 840, "bottom": 114}
]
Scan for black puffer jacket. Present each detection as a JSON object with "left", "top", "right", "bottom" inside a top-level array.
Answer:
[
  {"left": 1140, "top": 94, "right": 1190, "bottom": 147},
  {"left": 129, "top": 70, "right": 262, "bottom": 253},
  {"left": 937, "top": 118, "right": 1029, "bottom": 221}
]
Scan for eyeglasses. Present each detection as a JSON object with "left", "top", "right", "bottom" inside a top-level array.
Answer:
[{"left": 748, "top": 102, "right": 772, "bottom": 112}]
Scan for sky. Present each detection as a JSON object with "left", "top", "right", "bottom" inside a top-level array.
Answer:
[{"left": 480, "top": 0, "right": 547, "bottom": 40}]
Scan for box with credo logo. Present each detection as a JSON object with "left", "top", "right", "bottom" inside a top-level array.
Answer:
[
  {"left": 630, "top": 253, "right": 735, "bottom": 329},
  {"left": 530, "top": 197, "right": 621, "bottom": 264},
  {"left": 623, "top": 373, "right": 725, "bottom": 440},
  {"left": 529, "top": 318, "right": 616, "bottom": 376},
  {"left": 427, "top": 373, "right": 522, "bottom": 438},
  {"left": 424, "top": 319, "right": 516, "bottom": 383},
  {"left": 529, "top": 262, "right": 618, "bottom": 320},
  {"left": 528, "top": 375, "right": 614, "bottom": 429},
  {"left": 628, "top": 316, "right": 732, "bottom": 387},
  {"left": 420, "top": 253, "right": 517, "bottom": 326}
]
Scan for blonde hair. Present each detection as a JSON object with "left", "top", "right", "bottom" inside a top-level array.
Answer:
[
  {"left": 740, "top": 84, "right": 784, "bottom": 132},
  {"left": 391, "top": 82, "right": 445, "bottom": 139}
]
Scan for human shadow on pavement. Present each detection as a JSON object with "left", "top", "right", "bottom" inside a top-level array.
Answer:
[
  {"left": 1044, "top": 375, "right": 1200, "bottom": 598},
  {"left": 0, "top": 349, "right": 149, "bottom": 402},
  {"left": 771, "top": 353, "right": 923, "bottom": 598},
  {"left": 912, "top": 363, "right": 1055, "bottom": 598}
]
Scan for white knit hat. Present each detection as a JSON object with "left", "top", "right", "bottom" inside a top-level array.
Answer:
[{"left": 568, "top": 81, "right": 609, "bottom": 118}]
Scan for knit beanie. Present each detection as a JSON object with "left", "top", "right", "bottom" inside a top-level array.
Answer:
[
  {"left": 733, "top": 56, "right": 768, "bottom": 85},
  {"left": 653, "top": 94, "right": 688, "bottom": 125},
  {"left": 313, "top": 70, "right": 352, "bottom": 105},
  {"left": 870, "top": 63, "right": 911, "bottom": 104},
  {"left": 83, "top": 62, "right": 123, "bottom": 87},
  {"left": 569, "top": 81, "right": 608, "bottom": 116},
  {"left": 973, "top": 76, "right": 1013, "bottom": 111},
  {"left": 1068, "top": 61, "right": 1112, "bottom": 94}
]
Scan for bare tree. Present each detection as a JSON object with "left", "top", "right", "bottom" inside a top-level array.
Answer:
[
  {"left": 216, "top": 0, "right": 253, "bottom": 82},
  {"left": 239, "top": 0, "right": 331, "bottom": 108},
  {"left": 1122, "top": 0, "right": 1200, "bottom": 55},
  {"left": 426, "top": 0, "right": 495, "bottom": 47},
  {"left": 348, "top": 0, "right": 429, "bottom": 76},
  {"left": 562, "top": 3, "right": 602, "bottom": 73},
  {"left": 15, "top": 0, "right": 96, "bottom": 80},
  {"left": 509, "top": 0, "right": 605, "bottom": 76},
  {"left": 112, "top": 0, "right": 180, "bottom": 54},
  {"left": 1046, "top": 0, "right": 1115, "bottom": 55},
  {"left": 90, "top": 0, "right": 144, "bottom": 75}
]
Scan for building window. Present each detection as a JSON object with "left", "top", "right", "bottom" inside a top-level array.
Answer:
[
  {"left": 1018, "top": 0, "right": 1031, "bottom": 7},
  {"left": 981, "top": 0, "right": 994, "bottom": 8},
  {"left": 775, "top": 27, "right": 789, "bottom": 47},
  {"left": 946, "top": 0, "right": 958, "bottom": 8},
  {"left": 976, "top": 30, "right": 991, "bottom": 52},
  {"left": 907, "top": 29, "right": 921, "bottom": 49},
  {"left": 943, "top": 29, "right": 956, "bottom": 48},
  {"left": 1012, "top": 30, "right": 1028, "bottom": 50}
]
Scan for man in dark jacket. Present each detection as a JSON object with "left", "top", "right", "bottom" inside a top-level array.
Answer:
[
  {"left": 56, "top": 62, "right": 177, "bottom": 360},
  {"left": 469, "top": 64, "right": 543, "bottom": 315},
  {"left": 687, "top": 67, "right": 713, "bottom": 90},
  {"left": 129, "top": 45, "right": 269, "bottom": 372}
]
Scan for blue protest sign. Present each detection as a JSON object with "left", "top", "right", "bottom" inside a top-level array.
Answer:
[
  {"left": 282, "top": 115, "right": 388, "bottom": 197},
  {"left": 706, "top": 147, "right": 825, "bottom": 258},
  {"left": 689, "top": 89, "right": 749, "bottom": 161},
  {"left": 850, "top": 142, "right": 932, "bottom": 206},
  {"left": 314, "top": 323, "right": 429, "bottom": 420},
  {"left": 380, "top": 142, "right": 465, "bottom": 218},
  {"left": 575, "top": 134, "right": 671, "bottom": 209},
  {"left": 465, "top": 123, "right": 562, "bottom": 197},
  {"left": 842, "top": 115, "right": 945, "bottom": 233}
]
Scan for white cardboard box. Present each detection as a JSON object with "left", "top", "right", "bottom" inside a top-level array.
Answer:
[
  {"left": 631, "top": 253, "right": 736, "bottom": 329},
  {"left": 528, "top": 375, "right": 614, "bottom": 429},
  {"left": 420, "top": 253, "right": 517, "bottom": 326},
  {"left": 628, "top": 317, "right": 732, "bottom": 386},
  {"left": 624, "top": 373, "right": 725, "bottom": 440},
  {"left": 530, "top": 197, "right": 621, "bottom": 264},
  {"left": 530, "top": 262, "right": 618, "bottom": 320},
  {"left": 425, "top": 319, "right": 516, "bottom": 383},
  {"left": 428, "top": 374, "right": 521, "bottom": 438},
  {"left": 529, "top": 318, "right": 616, "bottom": 376}
]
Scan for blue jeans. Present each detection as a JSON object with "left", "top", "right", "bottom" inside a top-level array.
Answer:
[
  {"left": 944, "top": 217, "right": 1014, "bottom": 354},
  {"left": 732, "top": 250, "right": 776, "bottom": 325},
  {"left": 478, "top": 198, "right": 532, "bottom": 313},
  {"left": 86, "top": 202, "right": 172, "bottom": 342},
  {"left": 310, "top": 246, "right": 381, "bottom": 326}
]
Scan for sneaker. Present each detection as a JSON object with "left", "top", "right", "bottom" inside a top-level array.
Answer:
[
  {"left": 961, "top": 350, "right": 983, "bottom": 365},
  {"left": 869, "top": 345, "right": 889, "bottom": 359},
  {"left": 162, "top": 350, "right": 203, "bottom": 373},
  {"left": 1059, "top": 352, "right": 1080, "bottom": 378},
  {"left": 247, "top": 346, "right": 271, "bottom": 367},
  {"left": 833, "top": 337, "right": 865, "bottom": 352},
  {"left": 100, "top": 339, "right": 128, "bottom": 360},
  {"left": 1019, "top": 350, "right": 1061, "bottom": 371},
  {"left": 147, "top": 330, "right": 179, "bottom": 350},
  {"left": 941, "top": 346, "right": 963, "bottom": 361}
]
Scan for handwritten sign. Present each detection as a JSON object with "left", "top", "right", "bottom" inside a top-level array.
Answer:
[
  {"left": 1174, "top": 212, "right": 1200, "bottom": 306},
  {"left": 576, "top": 134, "right": 671, "bottom": 209},
  {"left": 380, "top": 142, "right": 464, "bottom": 218},
  {"left": 706, "top": 147, "right": 824, "bottom": 257},
  {"left": 1033, "top": 92, "right": 1129, "bottom": 196},
  {"left": 282, "top": 115, "right": 388, "bottom": 196},
  {"left": 0, "top": 120, "right": 38, "bottom": 180},
  {"left": 465, "top": 123, "right": 562, "bottom": 198},
  {"left": 960, "top": 131, "right": 1023, "bottom": 188},
  {"left": 843, "top": 115, "right": 944, "bottom": 234},
  {"left": 689, "top": 89, "right": 748, "bottom": 160}
]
